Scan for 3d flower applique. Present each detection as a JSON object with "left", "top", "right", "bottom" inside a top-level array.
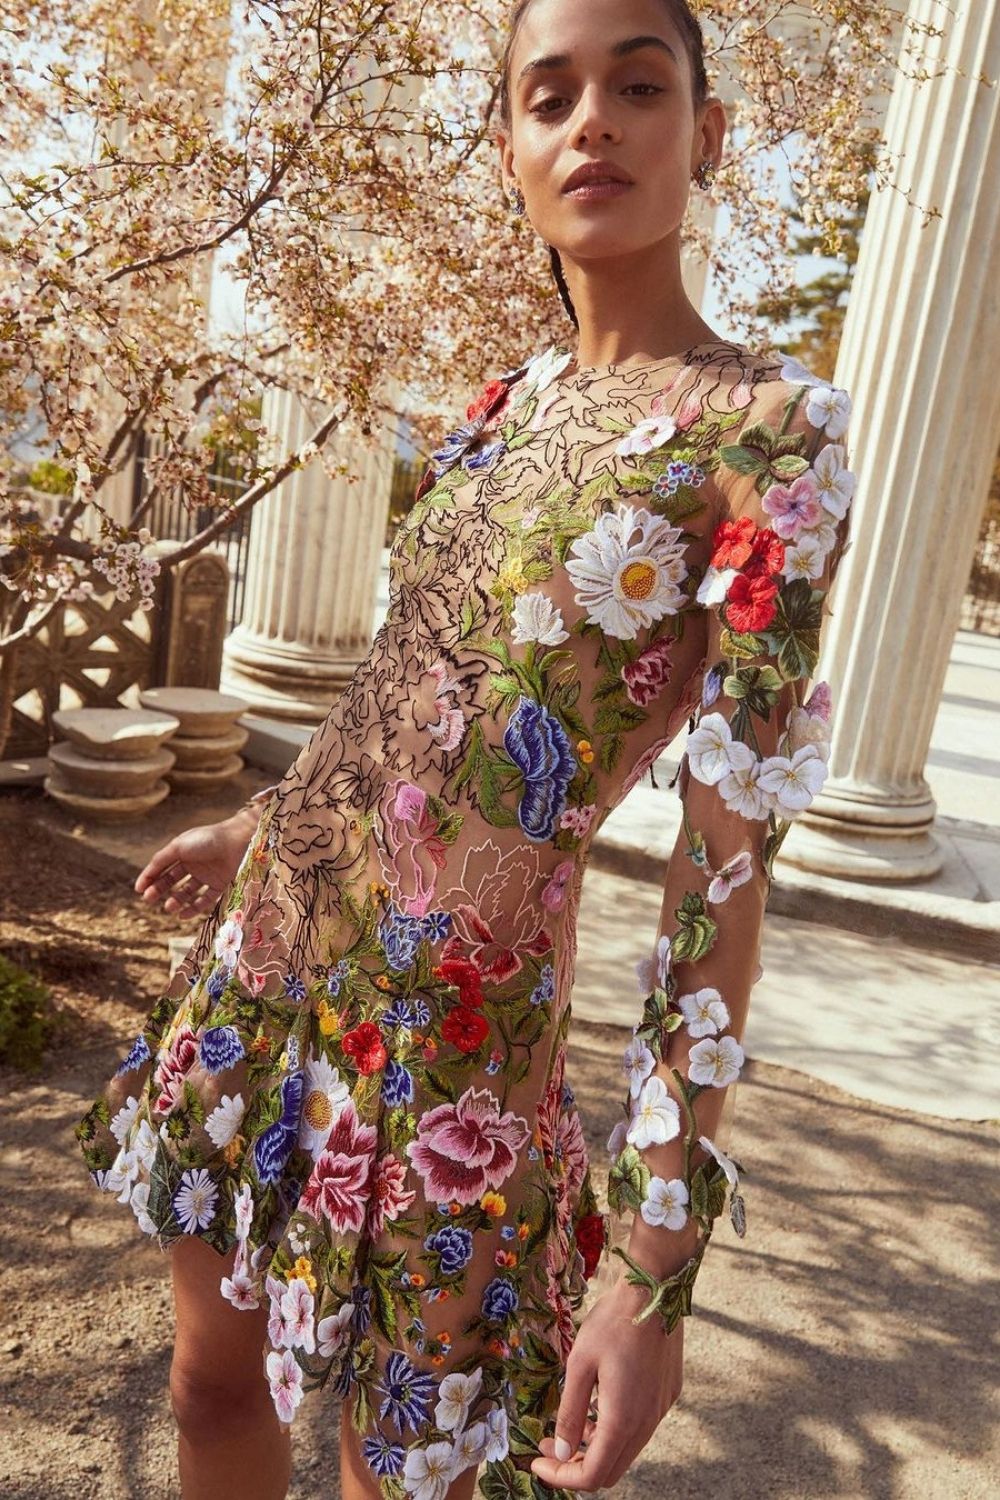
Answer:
[
  {"left": 811, "top": 442, "right": 856, "bottom": 520},
  {"left": 640, "top": 1175, "right": 690, "bottom": 1230},
  {"left": 635, "top": 932, "right": 673, "bottom": 995},
  {"left": 564, "top": 504, "right": 689, "bottom": 639},
  {"left": 676, "top": 986, "right": 731, "bottom": 1037},
  {"left": 706, "top": 849, "right": 754, "bottom": 904},
  {"left": 688, "top": 1034, "right": 745, "bottom": 1088},
  {"left": 762, "top": 470, "right": 825, "bottom": 541},
  {"left": 621, "top": 1033, "right": 656, "bottom": 1098},
  {"left": 510, "top": 591, "right": 570, "bottom": 646},
  {"left": 615, "top": 412, "right": 678, "bottom": 457},
  {"left": 755, "top": 744, "right": 829, "bottom": 817},
  {"left": 625, "top": 1075, "right": 681, "bottom": 1148},
  {"left": 429, "top": 372, "right": 520, "bottom": 480}
]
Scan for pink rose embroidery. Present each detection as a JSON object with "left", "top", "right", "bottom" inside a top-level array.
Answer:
[
  {"left": 406, "top": 1085, "right": 530, "bottom": 1204},
  {"left": 366, "top": 1152, "right": 417, "bottom": 1238}
]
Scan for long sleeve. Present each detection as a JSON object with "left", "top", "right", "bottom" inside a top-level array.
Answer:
[{"left": 604, "top": 370, "right": 856, "bottom": 1312}]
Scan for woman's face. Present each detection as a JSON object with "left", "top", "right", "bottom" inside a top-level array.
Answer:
[{"left": 498, "top": 0, "right": 722, "bottom": 263}]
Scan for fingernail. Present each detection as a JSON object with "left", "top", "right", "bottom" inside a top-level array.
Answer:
[{"left": 555, "top": 1437, "right": 573, "bottom": 1462}]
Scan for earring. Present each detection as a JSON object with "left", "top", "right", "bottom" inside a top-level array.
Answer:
[
  {"left": 508, "top": 185, "right": 526, "bottom": 216},
  {"left": 693, "top": 159, "right": 717, "bottom": 190}
]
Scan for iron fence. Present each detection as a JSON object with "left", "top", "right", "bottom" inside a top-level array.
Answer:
[{"left": 134, "top": 429, "right": 254, "bottom": 634}]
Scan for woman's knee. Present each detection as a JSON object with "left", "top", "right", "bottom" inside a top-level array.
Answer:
[
  {"left": 168, "top": 1236, "right": 275, "bottom": 1443},
  {"left": 169, "top": 1353, "right": 274, "bottom": 1445}
]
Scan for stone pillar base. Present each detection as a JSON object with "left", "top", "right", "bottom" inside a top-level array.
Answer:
[
  {"left": 221, "top": 627, "right": 358, "bottom": 722},
  {"left": 778, "top": 781, "right": 944, "bottom": 882}
]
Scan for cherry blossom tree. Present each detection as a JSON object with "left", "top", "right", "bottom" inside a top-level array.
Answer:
[{"left": 0, "top": 0, "right": 948, "bottom": 753}]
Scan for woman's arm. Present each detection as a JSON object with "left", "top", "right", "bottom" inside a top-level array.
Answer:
[
  {"left": 613, "top": 374, "right": 855, "bottom": 1293},
  {"left": 532, "top": 371, "right": 856, "bottom": 1491}
]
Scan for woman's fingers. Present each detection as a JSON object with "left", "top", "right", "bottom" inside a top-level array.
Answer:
[
  {"left": 552, "top": 1353, "right": 597, "bottom": 1462},
  {"left": 134, "top": 844, "right": 184, "bottom": 894},
  {"left": 531, "top": 1408, "right": 628, "bottom": 1494}
]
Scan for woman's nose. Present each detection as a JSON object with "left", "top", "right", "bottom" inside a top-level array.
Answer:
[{"left": 570, "top": 88, "right": 622, "bottom": 147}]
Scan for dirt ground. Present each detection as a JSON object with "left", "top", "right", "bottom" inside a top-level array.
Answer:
[{"left": 1, "top": 793, "right": 998, "bottom": 1499}]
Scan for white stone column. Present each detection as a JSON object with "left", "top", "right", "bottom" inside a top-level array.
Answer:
[
  {"left": 780, "top": 0, "right": 1000, "bottom": 881},
  {"left": 221, "top": 389, "right": 396, "bottom": 721}
]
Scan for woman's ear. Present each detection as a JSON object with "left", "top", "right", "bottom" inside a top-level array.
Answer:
[{"left": 495, "top": 127, "right": 516, "bottom": 200}]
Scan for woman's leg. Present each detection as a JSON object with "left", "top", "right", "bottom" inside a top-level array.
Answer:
[
  {"left": 169, "top": 1237, "right": 292, "bottom": 1500},
  {"left": 339, "top": 1402, "right": 481, "bottom": 1500}
]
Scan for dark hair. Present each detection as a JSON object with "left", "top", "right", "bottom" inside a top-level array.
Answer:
[{"left": 498, "top": 0, "right": 710, "bottom": 329}]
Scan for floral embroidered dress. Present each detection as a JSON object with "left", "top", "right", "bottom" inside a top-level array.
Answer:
[{"left": 76, "top": 336, "right": 855, "bottom": 1500}]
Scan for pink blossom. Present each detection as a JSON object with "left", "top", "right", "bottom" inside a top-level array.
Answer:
[
  {"left": 298, "top": 1102, "right": 377, "bottom": 1235},
  {"left": 805, "top": 680, "right": 833, "bottom": 722},
  {"left": 379, "top": 778, "right": 447, "bottom": 919},
  {"left": 762, "top": 472, "right": 824, "bottom": 540},
  {"left": 541, "top": 859, "right": 575, "bottom": 913},
  {"left": 266, "top": 1349, "right": 304, "bottom": 1426},
  {"left": 558, "top": 804, "right": 597, "bottom": 838},
  {"left": 406, "top": 1085, "right": 530, "bottom": 1204},
  {"left": 367, "top": 1152, "right": 418, "bottom": 1238},
  {"left": 280, "top": 1277, "right": 316, "bottom": 1354},
  {"left": 394, "top": 782, "right": 427, "bottom": 824}
]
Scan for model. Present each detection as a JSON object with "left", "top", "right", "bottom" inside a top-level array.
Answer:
[{"left": 76, "top": 1, "right": 856, "bottom": 1497}]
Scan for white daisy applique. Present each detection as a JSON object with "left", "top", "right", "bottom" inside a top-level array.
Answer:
[{"left": 564, "top": 503, "right": 689, "bottom": 639}]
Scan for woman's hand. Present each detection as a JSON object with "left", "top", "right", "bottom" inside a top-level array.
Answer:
[
  {"left": 134, "top": 806, "right": 261, "bottom": 918},
  {"left": 530, "top": 1278, "right": 684, "bottom": 1492}
]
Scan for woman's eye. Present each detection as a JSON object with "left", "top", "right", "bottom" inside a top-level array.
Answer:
[{"left": 529, "top": 83, "right": 663, "bottom": 116}]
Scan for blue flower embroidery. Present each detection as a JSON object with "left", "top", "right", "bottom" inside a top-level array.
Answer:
[
  {"left": 503, "top": 697, "right": 577, "bottom": 842},
  {"left": 379, "top": 905, "right": 423, "bottom": 971},
  {"left": 252, "top": 1071, "right": 304, "bottom": 1186},
  {"left": 376, "top": 1352, "right": 437, "bottom": 1435},
  {"left": 381, "top": 1059, "right": 415, "bottom": 1108},
  {"left": 199, "top": 1024, "right": 245, "bottom": 1075},
  {"left": 114, "top": 1034, "right": 151, "bottom": 1076},
  {"left": 481, "top": 1275, "right": 519, "bottom": 1322},
  {"left": 419, "top": 910, "right": 452, "bottom": 943},
  {"left": 361, "top": 1433, "right": 406, "bottom": 1479},
  {"left": 424, "top": 1225, "right": 474, "bottom": 1274}
]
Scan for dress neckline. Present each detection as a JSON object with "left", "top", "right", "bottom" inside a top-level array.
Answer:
[{"left": 550, "top": 336, "right": 747, "bottom": 381}]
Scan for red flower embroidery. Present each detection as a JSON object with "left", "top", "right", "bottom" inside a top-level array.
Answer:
[
  {"left": 434, "top": 957, "right": 484, "bottom": 1009},
  {"left": 466, "top": 379, "right": 509, "bottom": 426},
  {"left": 341, "top": 1020, "right": 387, "bottom": 1075},
  {"left": 725, "top": 571, "right": 779, "bottom": 633},
  {"left": 441, "top": 1006, "right": 490, "bottom": 1054},
  {"left": 574, "top": 1213, "right": 606, "bottom": 1280},
  {"left": 745, "top": 525, "right": 785, "bottom": 578},
  {"left": 710, "top": 514, "right": 757, "bottom": 570}
]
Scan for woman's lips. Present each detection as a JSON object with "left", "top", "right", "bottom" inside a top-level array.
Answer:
[{"left": 564, "top": 180, "right": 633, "bottom": 200}]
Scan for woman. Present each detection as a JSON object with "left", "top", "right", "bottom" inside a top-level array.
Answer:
[{"left": 76, "top": 0, "right": 856, "bottom": 1496}]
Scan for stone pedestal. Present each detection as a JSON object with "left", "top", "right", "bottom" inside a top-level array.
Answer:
[
  {"left": 148, "top": 543, "right": 230, "bottom": 689},
  {"left": 221, "top": 389, "right": 396, "bottom": 722},
  {"left": 45, "top": 708, "right": 179, "bottom": 819},
  {"left": 139, "top": 686, "right": 249, "bottom": 792},
  {"left": 779, "top": 0, "right": 1000, "bottom": 883}
]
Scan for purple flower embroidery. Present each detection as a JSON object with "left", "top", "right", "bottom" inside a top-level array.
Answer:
[{"left": 503, "top": 697, "right": 577, "bottom": 842}]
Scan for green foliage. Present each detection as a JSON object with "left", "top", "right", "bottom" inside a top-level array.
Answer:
[{"left": 0, "top": 953, "right": 56, "bottom": 1071}]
